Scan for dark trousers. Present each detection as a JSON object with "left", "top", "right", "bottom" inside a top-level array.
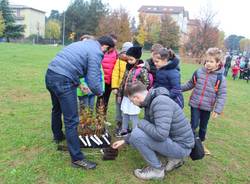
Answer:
[
  {"left": 190, "top": 107, "right": 211, "bottom": 142},
  {"left": 45, "top": 69, "right": 84, "bottom": 161},
  {"left": 96, "top": 83, "right": 112, "bottom": 118},
  {"left": 224, "top": 66, "right": 230, "bottom": 77}
]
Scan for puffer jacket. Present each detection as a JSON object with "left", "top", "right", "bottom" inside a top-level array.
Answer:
[
  {"left": 154, "top": 57, "right": 184, "bottom": 108},
  {"left": 48, "top": 39, "right": 104, "bottom": 95},
  {"left": 102, "top": 49, "right": 118, "bottom": 85},
  {"left": 111, "top": 56, "right": 127, "bottom": 89},
  {"left": 137, "top": 87, "right": 194, "bottom": 149},
  {"left": 182, "top": 67, "right": 227, "bottom": 114}
]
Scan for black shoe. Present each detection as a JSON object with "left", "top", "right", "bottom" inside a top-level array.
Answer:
[
  {"left": 115, "top": 129, "right": 128, "bottom": 138},
  {"left": 53, "top": 134, "right": 66, "bottom": 144},
  {"left": 71, "top": 159, "right": 97, "bottom": 170},
  {"left": 127, "top": 128, "right": 132, "bottom": 134}
]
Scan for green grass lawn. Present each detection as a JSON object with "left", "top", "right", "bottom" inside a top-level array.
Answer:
[{"left": 0, "top": 43, "right": 249, "bottom": 184}]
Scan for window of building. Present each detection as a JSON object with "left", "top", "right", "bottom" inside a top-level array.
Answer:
[{"left": 17, "top": 9, "right": 20, "bottom": 17}]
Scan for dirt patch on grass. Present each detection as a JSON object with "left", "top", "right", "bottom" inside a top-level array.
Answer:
[
  {"left": 7, "top": 146, "right": 45, "bottom": 168},
  {"left": 2, "top": 89, "right": 49, "bottom": 104}
]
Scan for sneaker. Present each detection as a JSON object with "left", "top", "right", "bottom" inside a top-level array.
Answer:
[
  {"left": 115, "top": 129, "right": 128, "bottom": 138},
  {"left": 115, "top": 121, "right": 122, "bottom": 133},
  {"left": 134, "top": 166, "right": 165, "bottom": 180},
  {"left": 71, "top": 159, "right": 97, "bottom": 170},
  {"left": 202, "top": 143, "right": 211, "bottom": 155},
  {"left": 127, "top": 128, "right": 132, "bottom": 134},
  {"left": 165, "top": 158, "right": 184, "bottom": 172}
]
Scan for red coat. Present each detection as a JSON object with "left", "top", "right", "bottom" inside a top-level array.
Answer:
[
  {"left": 102, "top": 49, "right": 118, "bottom": 84},
  {"left": 232, "top": 65, "right": 240, "bottom": 75}
]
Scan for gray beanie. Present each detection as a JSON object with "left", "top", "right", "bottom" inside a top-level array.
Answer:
[{"left": 121, "top": 42, "right": 133, "bottom": 53}]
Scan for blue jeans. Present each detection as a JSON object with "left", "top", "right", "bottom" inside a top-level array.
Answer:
[
  {"left": 45, "top": 69, "right": 84, "bottom": 161},
  {"left": 129, "top": 128, "right": 191, "bottom": 168},
  {"left": 78, "top": 95, "right": 95, "bottom": 111},
  {"left": 190, "top": 107, "right": 211, "bottom": 142}
]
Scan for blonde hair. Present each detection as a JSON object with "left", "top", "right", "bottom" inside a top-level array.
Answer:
[{"left": 206, "top": 48, "right": 224, "bottom": 63}]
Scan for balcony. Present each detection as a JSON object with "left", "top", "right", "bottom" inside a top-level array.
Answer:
[{"left": 13, "top": 15, "right": 24, "bottom": 21}]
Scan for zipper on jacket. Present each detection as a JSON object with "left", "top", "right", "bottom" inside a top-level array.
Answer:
[{"left": 198, "top": 72, "right": 209, "bottom": 109}]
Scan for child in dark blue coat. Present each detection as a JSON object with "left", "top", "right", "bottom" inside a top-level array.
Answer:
[{"left": 153, "top": 48, "right": 184, "bottom": 108}]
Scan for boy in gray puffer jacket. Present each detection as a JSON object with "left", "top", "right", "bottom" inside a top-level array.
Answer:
[{"left": 182, "top": 48, "right": 227, "bottom": 155}]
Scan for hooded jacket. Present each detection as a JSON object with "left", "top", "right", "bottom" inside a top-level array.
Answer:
[{"left": 154, "top": 57, "right": 184, "bottom": 108}]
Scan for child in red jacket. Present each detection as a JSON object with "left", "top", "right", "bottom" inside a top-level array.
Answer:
[{"left": 231, "top": 64, "right": 240, "bottom": 80}]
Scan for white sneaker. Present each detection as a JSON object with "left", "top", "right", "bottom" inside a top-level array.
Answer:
[
  {"left": 134, "top": 166, "right": 165, "bottom": 180},
  {"left": 165, "top": 158, "right": 184, "bottom": 172}
]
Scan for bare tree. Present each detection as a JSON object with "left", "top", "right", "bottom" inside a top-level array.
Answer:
[{"left": 185, "top": 7, "right": 220, "bottom": 59}]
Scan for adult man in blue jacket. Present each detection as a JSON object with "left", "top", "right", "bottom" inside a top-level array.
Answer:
[{"left": 45, "top": 36, "right": 114, "bottom": 169}]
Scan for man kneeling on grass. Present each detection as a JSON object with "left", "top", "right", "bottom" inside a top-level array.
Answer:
[{"left": 112, "top": 81, "right": 194, "bottom": 180}]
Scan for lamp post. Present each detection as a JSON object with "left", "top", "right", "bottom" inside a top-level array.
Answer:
[{"left": 62, "top": 11, "right": 66, "bottom": 46}]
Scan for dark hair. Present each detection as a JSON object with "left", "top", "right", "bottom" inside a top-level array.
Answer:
[
  {"left": 109, "top": 33, "right": 118, "bottom": 40},
  {"left": 97, "top": 36, "right": 115, "bottom": 48},
  {"left": 151, "top": 43, "right": 163, "bottom": 53},
  {"left": 125, "top": 81, "right": 147, "bottom": 97},
  {"left": 157, "top": 48, "right": 176, "bottom": 61},
  {"left": 80, "top": 34, "right": 94, "bottom": 41}
]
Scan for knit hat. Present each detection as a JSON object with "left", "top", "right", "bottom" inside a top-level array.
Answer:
[
  {"left": 126, "top": 46, "right": 142, "bottom": 59},
  {"left": 121, "top": 42, "right": 133, "bottom": 53}
]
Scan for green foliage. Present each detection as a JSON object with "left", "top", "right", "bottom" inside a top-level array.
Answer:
[
  {"left": 65, "top": 0, "right": 107, "bottom": 40},
  {"left": 0, "top": 0, "right": 24, "bottom": 41},
  {"left": 0, "top": 11, "right": 5, "bottom": 37},
  {"left": 47, "top": 10, "right": 61, "bottom": 21},
  {"left": 135, "top": 26, "right": 146, "bottom": 46},
  {"left": 45, "top": 19, "right": 61, "bottom": 40},
  {"left": 225, "top": 34, "right": 245, "bottom": 51},
  {"left": 159, "top": 13, "right": 180, "bottom": 49}
]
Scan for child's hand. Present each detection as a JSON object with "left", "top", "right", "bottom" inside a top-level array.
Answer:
[
  {"left": 112, "top": 89, "right": 118, "bottom": 95},
  {"left": 112, "top": 140, "right": 125, "bottom": 149},
  {"left": 80, "top": 85, "right": 90, "bottom": 94},
  {"left": 212, "top": 112, "right": 219, "bottom": 119}
]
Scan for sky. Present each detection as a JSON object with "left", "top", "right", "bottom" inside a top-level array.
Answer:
[{"left": 10, "top": 0, "right": 250, "bottom": 38}]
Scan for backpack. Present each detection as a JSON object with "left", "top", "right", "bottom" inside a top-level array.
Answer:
[
  {"left": 192, "top": 70, "right": 223, "bottom": 94},
  {"left": 132, "top": 67, "right": 154, "bottom": 90},
  {"left": 190, "top": 131, "right": 205, "bottom": 160}
]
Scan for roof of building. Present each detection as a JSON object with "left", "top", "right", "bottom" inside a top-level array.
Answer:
[
  {"left": 138, "top": 5, "right": 188, "bottom": 16},
  {"left": 187, "top": 19, "right": 200, "bottom": 26},
  {"left": 10, "top": 5, "right": 46, "bottom": 14}
]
